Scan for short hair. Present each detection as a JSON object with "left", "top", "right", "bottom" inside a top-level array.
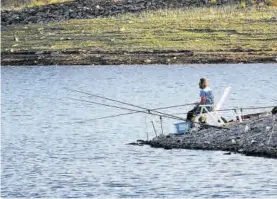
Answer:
[{"left": 199, "top": 78, "right": 208, "bottom": 89}]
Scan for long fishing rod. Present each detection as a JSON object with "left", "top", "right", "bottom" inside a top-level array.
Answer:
[
  {"left": 85, "top": 103, "right": 196, "bottom": 121},
  {"left": 172, "top": 105, "right": 277, "bottom": 115},
  {"left": 66, "top": 88, "right": 194, "bottom": 121},
  {"left": 67, "top": 88, "right": 231, "bottom": 129},
  {"left": 68, "top": 97, "right": 186, "bottom": 121},
  {"left": 67, "top": 88, "right": 276, "bottom": 114},
  {"left": 215, "top": 105, "right": 277, "bottom": 112},
  {"left": 68, "top": 97, "right": 230, "bottom": 130},
  {"left": 67, "top": 88, "right": 153, "bottom": 110}
]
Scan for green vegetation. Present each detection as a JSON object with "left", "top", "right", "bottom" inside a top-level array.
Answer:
[
  {"left": 27, "top": 0, "right": 72, "bottom": 7},
  {"left": 2, "top": 0, "right": 72, "bottom": 9},
  {"left": 1, "top": 6, "right": 277, "bottom": 64}
]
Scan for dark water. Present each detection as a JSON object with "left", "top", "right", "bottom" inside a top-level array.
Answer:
[{"left": 1, "top": 64, "right": 277, "bottom": 198}]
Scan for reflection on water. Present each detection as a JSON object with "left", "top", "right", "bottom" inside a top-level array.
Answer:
[{"left": 1, "top": 64, "right": 277, "bottom": 198}]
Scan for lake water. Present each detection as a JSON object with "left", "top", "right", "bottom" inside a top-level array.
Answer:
[{"left": 1, "top": 64, "right": 277, "bottom": 198}]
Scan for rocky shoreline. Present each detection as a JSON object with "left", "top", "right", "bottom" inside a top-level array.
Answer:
[
  {"left": 136, "top": 113, "right": 277, "bottom": 159},
  {"left": 1, "top": 0, "right": 240, "bottom": 26},
  {"left": 2, "top": 49, "right": 276, "bottom": 66}
]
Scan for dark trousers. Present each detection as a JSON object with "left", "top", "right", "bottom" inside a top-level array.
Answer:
[
  {"left": 187, "top": 105, "right": 201, "bottom": 121},
  {"left": 187, "top": 104, "right": 213, "bottom": 121}
]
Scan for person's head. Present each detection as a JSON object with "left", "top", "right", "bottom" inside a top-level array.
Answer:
[{"left": 199, "top": 78, "right": 208, "bottom": 89}]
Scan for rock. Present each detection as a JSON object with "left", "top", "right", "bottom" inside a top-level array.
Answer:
[
  {"left": 1, "top": 0, "right": 239, "bottom": 26},
  {"left": 127, "top": 142, "right": 143, "bottom": 146},
  {"left": 272, "top": 107, "right": 277, "bottom": 114},
  {"left": 139, "top": 115, "right": 277, "bottom": 158},
  {"left": 244, "top": 124, "right": 250, "bottom": 133},
  {"left": 231, "top": 139, "right": 236, "bottom": 144},
  {"left": 251, "top": 139, "right": 257, "bottom": 144},
  {"left": 14, "top": 36, "right": 19, "bottom": 42},
  {"left": 35, "top": 51, "right": 45, "bottom": 55},
  {"left": 144, "top": 59, "right": 152, "bottom": 64}
]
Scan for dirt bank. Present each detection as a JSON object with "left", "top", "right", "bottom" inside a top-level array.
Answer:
[{"left": 1, "top": 49, "right": 275, "bottom": 66}]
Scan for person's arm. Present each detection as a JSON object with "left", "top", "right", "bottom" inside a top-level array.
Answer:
[
  {"left": 200, "top": 96, "right": 206, "bottom": 104},
  {"left": 200, "top": 90, "right": 206, "bottom": 104}
]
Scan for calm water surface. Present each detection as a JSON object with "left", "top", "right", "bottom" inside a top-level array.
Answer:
[{"left": 1, "top": 64, "right": 277, "bottom": 198}]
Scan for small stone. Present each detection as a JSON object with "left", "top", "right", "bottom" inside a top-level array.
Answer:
[
  {"left": 14, "top": 36, "right": 19, "bottom": 42},
  {"left": 251, "top": 139, "right": 257, "bottom": 144},
  {"left": 35, "top": 51, "right": 45, "bottom": 55},
  {"left": 244, "top": 125, "right": 250, "bottom": 133},
  {"left": 144, "top": 59, "right": 151, "bottom": 64}
]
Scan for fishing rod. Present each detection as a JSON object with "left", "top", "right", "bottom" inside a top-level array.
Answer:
[
  {"left": 67, "top": 88, "right": 153, "bottom": 110},
  {"left": 68, "top": 97, "right": 230, "bottom": 130},
  {"left": 84, "top": 103, "right": 196, "bottom": 121},
  {"left": 172, "top": 105, "right": 277, "bottom": 115},
  {"left": 215, "top": 106, "right": 277, "bottom": 112},
  {"left": 68, "top": 97, "right": 187, "bottom": 121},
  {"left": 66, "top": 88, "right": 194, "bottom": 121},
  {"left": 68, "top": 97, "right": 229, "bottom": 130}
]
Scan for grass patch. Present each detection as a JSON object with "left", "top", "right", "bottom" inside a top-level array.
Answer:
[
  {"left": 2, "top": 0, "right": 72, "bottom": 10},
  {"left": 2, "top": 6, "right": 277, "bottom": 54}
]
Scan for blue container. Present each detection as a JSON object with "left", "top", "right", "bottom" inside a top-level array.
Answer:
[{"left": 174, "top": 121, "right": 191, "bottom": 134}]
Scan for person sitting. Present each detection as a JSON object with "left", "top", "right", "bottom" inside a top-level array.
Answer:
[{"left": 187, "top": 78, "right": 214, "bottom": 124}]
